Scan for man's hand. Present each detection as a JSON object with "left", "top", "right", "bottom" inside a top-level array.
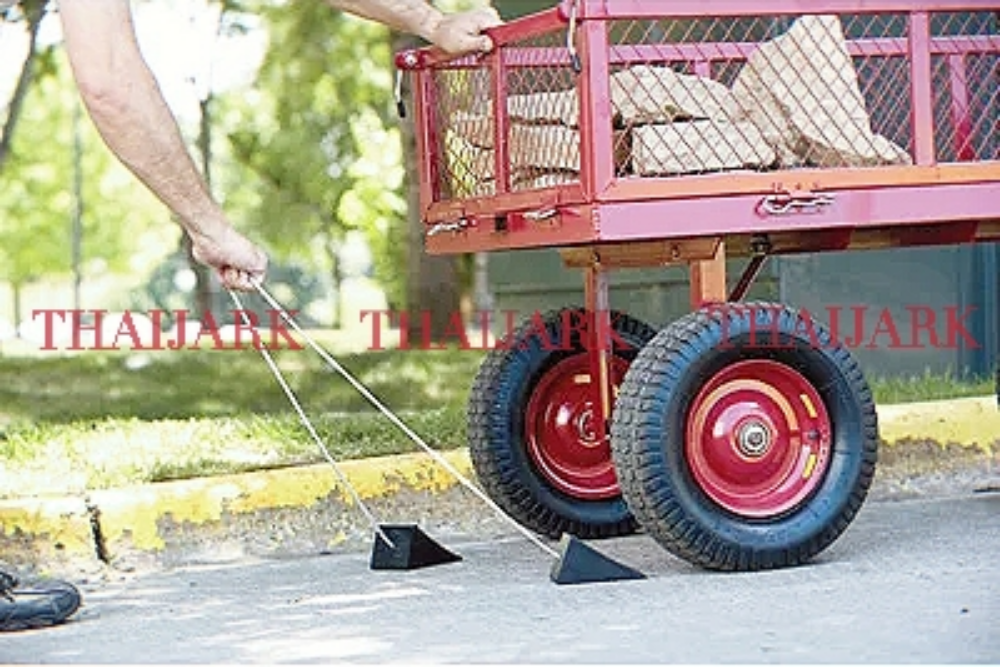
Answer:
[
  {"left": 427, "top": 6, "right": 503, "bottom": 55},
  {"left": 326, "top": 1, "right": 504, "bottom": 57},
  {"left": 190, "top": 226, "right": 268, "bottom": 292}
]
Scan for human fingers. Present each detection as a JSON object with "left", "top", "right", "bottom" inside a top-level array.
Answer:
[
  {"left": 193, "top": 229, "right": 268, "bottom": 290},
  {"left": 220, "top": 268, "right": 253, "bottom": 293},
  {"left": 469, "top": 7, "right": 503, "bottom": 51},
  {"left": 437, "top": 8, "right": 503, "bottom": 54}
]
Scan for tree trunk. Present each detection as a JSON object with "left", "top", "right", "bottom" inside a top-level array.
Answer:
[
  {"left": 190, "top": 95, "right": 215, "bottom": 324},
  {"left": 393, "top": 31, "right": 462, "bottom": 344},
  {"left": 71, "top": 102, "right": 84, "bottom": 311},
  {"left": 473, "top": 252, "right": 492, "bottom": 314},
  {"left": 11, "top": 282, "right": 22, "bottom": 331},
  {"left": 0, "top": 0, "right": 46, "bottom": 174},
  {"left": 324, "top": 235, "right": 341, "bottom": 328}
]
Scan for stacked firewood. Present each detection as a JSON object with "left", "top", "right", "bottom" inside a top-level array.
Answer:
[{"left": 444, "top": 15, "right": 911, "bottom": 196}]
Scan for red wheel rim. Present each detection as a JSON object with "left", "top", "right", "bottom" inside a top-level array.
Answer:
[
  {"left": 525, "top": 354, "right": 628, "bottom": 500},
  {"left": 685, "top": 359, "right": 832, "bottom": 518}
]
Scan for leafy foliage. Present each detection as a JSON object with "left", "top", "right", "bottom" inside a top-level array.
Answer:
[
  {"left": 0, "top": 46, "right": 163, "bottom": 310},
  {"left": 221, "top": 0, "right": 407, "bottom": 308}
]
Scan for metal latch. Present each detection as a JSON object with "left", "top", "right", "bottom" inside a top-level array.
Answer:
[
  {"left": 426, "top": 218, "right": 472, "bottom": 237},
  {"left": 759, "top": 190, "right": 834, "bottom": 216},
  {"left": 524, "top": 208, "right": 558, "bottom": 222}
]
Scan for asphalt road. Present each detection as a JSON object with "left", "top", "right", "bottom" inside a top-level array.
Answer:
[{"left": 3, "top": 488, "right": 998, "bottom": 664}]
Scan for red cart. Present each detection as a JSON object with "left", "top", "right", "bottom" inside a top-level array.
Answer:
[{"left": 394, "top": 0, "right": 1000, "bottom": 571}]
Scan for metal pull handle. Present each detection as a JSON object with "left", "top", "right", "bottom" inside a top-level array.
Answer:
[
  {"left": 394, "top": 70, "right": 406, "bottom": 119},
  {"left": 566, "top": 0, "right": 581, "bottom": 74}
]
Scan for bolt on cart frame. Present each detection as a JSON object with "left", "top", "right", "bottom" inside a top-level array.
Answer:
[{"left": 394, "top": 0, "right": 1000, "bottom": 570}]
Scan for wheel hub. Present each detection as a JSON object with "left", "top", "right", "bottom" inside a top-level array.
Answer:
[
  {"left": 685, "top": 359, "right": 833, "bottom": 518},
  {"left": 525, "top": 354, "right": 629, "bottom": 500}
]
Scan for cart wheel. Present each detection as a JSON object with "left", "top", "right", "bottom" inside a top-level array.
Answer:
[
  {"left": 611, "top": 302, "right": 878, "bottom": 571},
  {"left": 468, "top": 309, "right": 656, "bottom": 539}
]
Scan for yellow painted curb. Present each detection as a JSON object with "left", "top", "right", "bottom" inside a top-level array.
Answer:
[
  {"left": 90, "top": 449, "right": 474, "bottom": 553},
  {"left": 1, "top": 395, "right": 996, "bottom": 564},
  {"left": 878, "top": 396, "right": 999, "bottom": 451},
  {"left": 0, "top": 495, "right": 96, "bottom": 563}
]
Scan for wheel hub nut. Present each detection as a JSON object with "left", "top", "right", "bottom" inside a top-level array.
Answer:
[
  {"left": 737, "top": 421, "right": 770, "bottom": 457},
  {"left": 575, "top": 408, "right": 597, "bottom": 443}
]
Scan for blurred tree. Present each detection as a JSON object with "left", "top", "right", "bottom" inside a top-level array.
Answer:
[
  {"left": 180, "top": 0, "right": 260, "bottom": 324},
  {"left": 1, "top": 2, "right": 71, "bottom": 326},
  {"left": 123, "top": 0, "right": 259, "bottom": 325},
  {"left": 0, "top": 45, "right": 161, "bottom": 325}
]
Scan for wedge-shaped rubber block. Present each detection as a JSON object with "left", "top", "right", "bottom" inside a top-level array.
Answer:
[
  {"left": 550, "top": 534, "right": 646, "bottom": 585},
  {"left": 369, "top": 524, "right": 462, "bottom": 571}
]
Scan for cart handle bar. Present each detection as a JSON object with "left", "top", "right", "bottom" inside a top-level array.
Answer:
[{"left": 394, "top": 1, "right": 572, "bottom": 71}]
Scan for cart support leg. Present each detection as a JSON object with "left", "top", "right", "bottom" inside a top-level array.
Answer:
[
  {"left": 729, "top": 255, "right": 768, "bottom": 302},
  {"left": 584, "top": 261, "right": 613, "bottom": 437},
  {"left": 689, "top": 241, "right": 727, "bottom": 309}
]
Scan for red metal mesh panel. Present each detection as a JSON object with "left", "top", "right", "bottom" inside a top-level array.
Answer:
[
  {"left": 931, "top": 12, "right": 1000, "bottom": 162},
  {"left": 843, "top": 14, "right": 912, "bottom": 160},
  {"left": 505, "top": 29, "right": 582, "bottom": 193},
  {"left": 964, "top": 52, "right": 1000, "bottom": 161},
  {"left": 427, "top": 27, "right": 581, "bottom": 202},
  {"left": 428, "top": 66, "right": 496, "bottom": 200}
]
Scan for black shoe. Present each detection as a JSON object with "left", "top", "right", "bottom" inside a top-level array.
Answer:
[{"left": 0, "top": 575, "right": 82, "bottom": 632}]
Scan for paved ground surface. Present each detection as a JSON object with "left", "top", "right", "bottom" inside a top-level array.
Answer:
[{"left": 3, "top": 485, "right": 998, "bottom": 664}]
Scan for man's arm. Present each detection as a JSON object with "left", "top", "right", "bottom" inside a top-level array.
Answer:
[
  {"left": 326, "top": 0, "right": 502, "bottom": 54},
  {"left": 59, "top": 0, "right": 266, "bottom": 291}
]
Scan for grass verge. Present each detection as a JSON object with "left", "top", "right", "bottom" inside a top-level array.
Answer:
[{"left": 0, "top": 349, "right": 994, "bottom": 497}]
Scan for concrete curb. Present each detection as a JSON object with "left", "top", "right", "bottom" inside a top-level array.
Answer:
[
  {"left": 2, "top": 397, "right": 996, "bottom": 574},
  {"left": 0, "top": 496, "right": 94, "bottom": 571},
  {"left": 89, "top": 449, "right": 474, "bottom": 554},
  {"left": 877, "top": 396, "right": 999, "bottom": 448},
  {"left": 2, "top": 450, "right": 476, "bottom": 574}
]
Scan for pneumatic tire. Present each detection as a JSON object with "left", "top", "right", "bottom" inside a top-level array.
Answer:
[
  {"left": 611, "top": 302, "right": 879, "bottom": 570},
  {"left": 468, "top": 308, "right": 656, "bottom": 539}
]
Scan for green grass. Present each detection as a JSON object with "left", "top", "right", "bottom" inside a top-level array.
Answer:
[
  {"left": 868, "top": 368, "right": 995, "bottom": 405},
  {"left": 0, "top": 348, "right": 994, "bottom": 496},
  {"left": 0, "top": 348, "right": 481, "bottom": 496},
  {"left": 138, "top": 406, "right": 468, "bottom": 484},
  {"left": 0, "top": 348, "right": 485, "bottom": 424}
]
